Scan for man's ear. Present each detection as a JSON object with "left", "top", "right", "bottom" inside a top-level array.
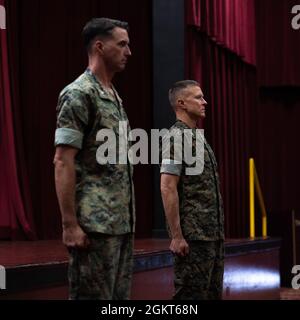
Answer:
[
  {"left": 177, "top": 99, "right": 186, "bottom": 110},
  {"left": 94, "top": 39, "right": 105, "bottom": 55}
]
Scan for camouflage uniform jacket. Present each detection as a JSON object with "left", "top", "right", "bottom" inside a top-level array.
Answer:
[
  {"left": 55, "top": 69, "right": 135, "bottom": 235},
  {"left": 160, "top": 120, "right": 224, "bottom": 241}
]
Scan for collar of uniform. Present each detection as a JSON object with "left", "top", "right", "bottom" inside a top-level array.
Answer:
[
  {"left": 175, "top": 119, "right": 196, "bottom": 130},
  {"left": 85, "top": 68, "right": 123, "bottom": 106},
  {"left": 176, "top": 119, "right": 206, "bottom": 142},
  {"left": 175, "top": 119, "right": 189, "bottom": 129}
]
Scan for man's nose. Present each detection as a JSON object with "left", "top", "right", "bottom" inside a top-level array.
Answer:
[{"left": 125, "top": 46, "right": 132, "bottom": 56}]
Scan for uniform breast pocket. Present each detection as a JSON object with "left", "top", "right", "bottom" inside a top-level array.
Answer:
[{"left": 100, "top": 110, "right": 121, "bottom": 130}]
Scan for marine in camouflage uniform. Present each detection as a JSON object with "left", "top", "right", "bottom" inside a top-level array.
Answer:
[
  {"left": 55, "top": 69, "right": 135, "bottom": 299},
  {"left": 160, "top": 81, "right": 224, "bottom": 300}
]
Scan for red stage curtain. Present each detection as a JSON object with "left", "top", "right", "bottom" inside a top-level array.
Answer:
[
  {"left": 0, "top": 0, "right": 36, "bottom": 239},
  {"left": 186, "top": 1, "right": 258, "bottom": 238},
  {"left": 256, "top": 0, "right": 300, "bottom": 86},
  {"left": 186, "top": 0, "right": 256, "bottom": 66}
]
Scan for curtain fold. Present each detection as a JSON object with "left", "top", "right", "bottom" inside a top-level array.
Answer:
[
  {"left": 0, "top": 0, "right": 36, "bottom": 239},
  {"left": 186, "top": 0, "right": 256, "bottom": 65},
  {"left": 186, "top": 1, "right": 258, "bottom": 238}
]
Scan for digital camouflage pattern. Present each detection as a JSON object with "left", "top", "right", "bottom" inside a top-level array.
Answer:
[
  {"left": 161, "top": 119, "right": 224, "bottom": 241},
  {"left": 68, "top": 233, "right": 134, "bottom": 300},
  {"left": 55, "top": 69, "right": 135, "bottom": 235},
  {"left": 173, "top": 240, "right": 224, "bottom": 300},
  {"left": 161, "top": 119, "right": 225, "bottom": 300}
]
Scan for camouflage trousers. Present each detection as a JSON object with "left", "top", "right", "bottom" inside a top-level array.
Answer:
[
  {"left": 68, "top": 233, "right": 134, "bottom": 300},
  {"left": 173, "top": 240, "right": 224, "bottom": 300}
]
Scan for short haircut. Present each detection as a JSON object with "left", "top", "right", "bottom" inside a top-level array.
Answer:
[
  {"left": 82, "top": 17, "right": 129, "bottom": 51},
  {"left": 168, "top": 80, "right": 200, "bottom": 108}
]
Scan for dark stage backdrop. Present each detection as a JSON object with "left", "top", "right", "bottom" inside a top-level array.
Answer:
[
  {"left": 1, "top": 0, "right": 152, "bottom": 239},
  {"left": 256, "top": 0, "right": 300, "bottom": 87},
  {"left": 255, "top": 0, "right": 300, "bottom": 215},
  {"left": 255, "top": 87, "right": 300, "bottom": 214}
]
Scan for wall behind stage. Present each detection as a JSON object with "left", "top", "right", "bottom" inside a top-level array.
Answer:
[
  {"left": 255, "top": 0, "right": 300, "bottom": 215},
  {"left": 7, "top": 0, "right": 153, "bottom": 239}
]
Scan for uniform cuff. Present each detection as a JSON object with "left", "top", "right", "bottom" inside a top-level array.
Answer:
[
  {"left": 160, "top": 159, "right": 182, "bottom": 176},
  {"left": 55, "top": 128, "right": 83, "bottom": 149}
]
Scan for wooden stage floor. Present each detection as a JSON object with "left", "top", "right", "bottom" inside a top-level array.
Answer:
[{"left": 0, "top": 237, "right": 282, "bottom": 300}]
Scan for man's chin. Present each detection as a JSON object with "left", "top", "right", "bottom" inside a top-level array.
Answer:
[
  {"left": 114, "top": 67, "right": 125, "bottom": 73},
  {"left": 120, "top": 63, "right": 127, "bottom": 69}
]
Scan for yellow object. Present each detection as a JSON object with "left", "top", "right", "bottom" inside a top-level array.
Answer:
[{"left": 249, "top": 158, "right": 267, "bottom": 238}]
